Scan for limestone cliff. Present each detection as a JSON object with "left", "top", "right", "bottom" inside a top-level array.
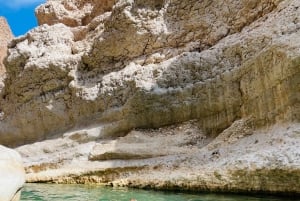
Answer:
[
  {"left": 1, "top": 0, "right": 300, "bottom": 195},
  {"left": 0, "top": 17, "right": 13, "bottom": 90},
  {"left": 1, "top": 0, "right": 286, "bottom": 146}
]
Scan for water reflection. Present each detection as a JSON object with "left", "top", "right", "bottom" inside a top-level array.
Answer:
[{"left": 21, "top": 183, "right": 298, "bottom": 201}]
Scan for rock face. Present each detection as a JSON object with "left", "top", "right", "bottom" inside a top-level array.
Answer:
[
  {"left": 36, "top": 0, "right": 115, "bottom": 27},
  {"left": 0, "top": 17, "right": 13, "bottom": 90},
  {"left": 0, "top": 146, "right": 25, "bottom": 201},
  {"left": 1, "top": 0, "right": 300, "bottom": 195}
]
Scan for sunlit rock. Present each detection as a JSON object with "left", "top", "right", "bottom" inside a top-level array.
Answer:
[
  {"left": 1, "top": 0, "right": 300, "bottom": 195},
  {"left": 0, "top": 145, "right": 25, "bottom": 201}
]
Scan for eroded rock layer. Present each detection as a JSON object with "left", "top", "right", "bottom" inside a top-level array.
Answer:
[
  {"left": 0, "top": 0, "right": 300, "bottom": 195},
  {"left": 0, "top": 17, "right": 13, "bottom": 90}
]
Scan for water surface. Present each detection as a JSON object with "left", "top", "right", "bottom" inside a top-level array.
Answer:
[{"left": 21, "top": 183, "right": 298, "bottom": 201}]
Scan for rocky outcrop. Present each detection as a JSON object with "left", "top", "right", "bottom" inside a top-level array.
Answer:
[
  {"left": 17, "top": 121, "right": 300, "bottom": 195},
  {"left": 0, "top": 0, "right": 300, "bottom": 195},
  {"left": 36, "top": 0, "right": 115, "bottom": 27},
  {"left": 0, "top": 146, "right": 25, "bottom": 201},
  {"left": 0, "top": 0, "right": 286, "bottom": 146},
  {"left": 0, "top": 17, "right": 13, "bottom": 90}
]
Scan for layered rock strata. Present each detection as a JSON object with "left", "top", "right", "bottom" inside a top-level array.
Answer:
[
  {"left": 18, "top": 121, "right": 300, "bottom": 195},
  {"left": 1, "top": 0, "right": 287, "bottom": 146},
  {"left": 0, "top": 0, "right": 299, "bottom": 195}
]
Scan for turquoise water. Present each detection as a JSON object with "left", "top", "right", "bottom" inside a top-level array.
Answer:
[{"left": 21, "top": 184, "right": 298, "bottom": 201}]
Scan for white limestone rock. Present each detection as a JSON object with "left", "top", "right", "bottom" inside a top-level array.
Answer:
[{"left": 0, "top": 145, "right": 25, "bottom": 201}]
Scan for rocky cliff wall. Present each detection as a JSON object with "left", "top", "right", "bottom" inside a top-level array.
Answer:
[
  {"left": 0, "top": 0, "right": 289, "bottom": 146},
  {"left": 0, "top": 17, "right": 13, "bottom": 90},
  {"left": 1, "top": 0, "right": 300, "bottom": 195}
]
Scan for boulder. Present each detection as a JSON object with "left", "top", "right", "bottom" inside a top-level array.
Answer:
[{"left": 0, "top": 145, "right": 25, "bottom": 201}]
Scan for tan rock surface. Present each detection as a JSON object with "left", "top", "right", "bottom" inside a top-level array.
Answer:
[
  {"left": 0, "top": 17, "right": 13, "bottom": 91},
  {"left": 0, "top": 0, "right": 286, "bottom": 146},
  {"left": 36, "top": 0, "right": 115, "bottom": 27},
  {"left": 17, "top": 121, "right": 300, "bottom": 195},
  {"left": 0, "top": 0, "right": 298, "bottom": 195}
]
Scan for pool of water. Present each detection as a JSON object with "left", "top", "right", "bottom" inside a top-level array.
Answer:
[{"left": 21, "top": 183, "right": 298, "bottom": 201}]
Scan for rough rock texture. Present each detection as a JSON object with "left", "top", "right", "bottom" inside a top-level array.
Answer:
[
  {"left": 1, "top": 0, "right": 300, "bottom": 195},
  {"left": 1, "top": 0, "right": 286, "bottom": 146},
  {"left": 18, "top": 122, "right": 300, "bottom": 195},
  {"left": 0, "top": 145, "right": 25, "bottom": 201},
  {"left": 36, "top": 0, "right": 116, "bottom": 27},
  {"left": 0, "top": 17, "right": 13, "bottom": 90}
]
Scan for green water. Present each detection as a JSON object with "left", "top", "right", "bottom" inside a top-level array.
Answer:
[{"left": 21, "top": 184, "right": 298, "bottom": 201}]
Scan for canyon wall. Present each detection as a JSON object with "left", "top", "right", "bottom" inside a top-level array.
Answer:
[
  {"left": 0, "top": 0, "right": 300, "bottom": 195},
  {"left": 0, "top": 17, "right": 13, "bottom": 90},
  {"left": 0, "top": 0, "right": 291, "bottom": 146}
]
